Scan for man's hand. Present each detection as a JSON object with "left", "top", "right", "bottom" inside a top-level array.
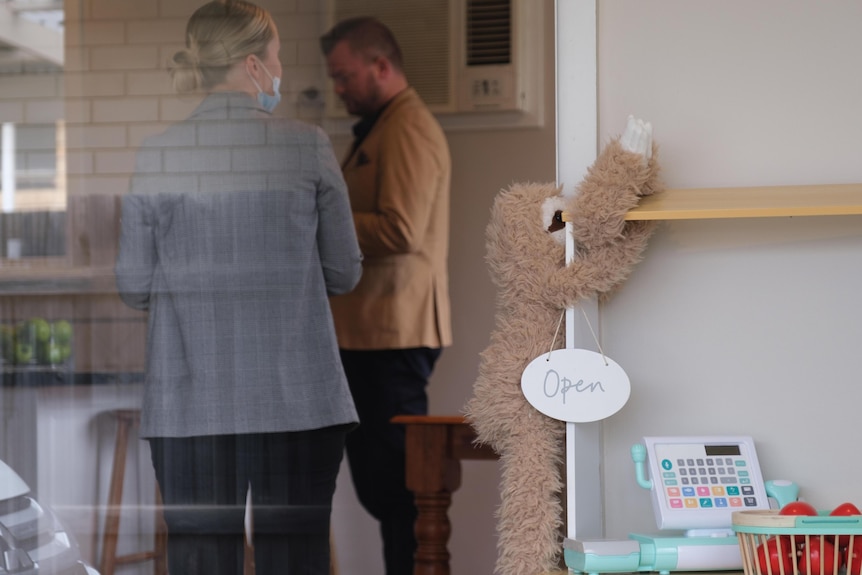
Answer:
[{"left": 620, "top": 114, "right": 653, "bottom": 162}]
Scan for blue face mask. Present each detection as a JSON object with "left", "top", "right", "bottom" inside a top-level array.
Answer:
[
  {"left": 247, "top": 61, "right": 282, "bottom": 112},
  {"left": 258, "top": 76, "right": 281, "bottom": 112}
]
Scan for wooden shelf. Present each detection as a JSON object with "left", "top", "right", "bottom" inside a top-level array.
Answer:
[
  {"left": 623, "top": 183, "right": 862, "bottom": 221},
  {"left": 0, "top": 264, "right": 117, "bottom": 295}
]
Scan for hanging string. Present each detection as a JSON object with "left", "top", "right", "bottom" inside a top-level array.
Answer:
[
  {"left": 546, "top": 306, "right": 609, "bottom": 366},
  {"left": 580, "top": 306, "right": 608, "bottom": 366},
  {"left": 546, "top": 310, "right": 565, "bottom": 361}
]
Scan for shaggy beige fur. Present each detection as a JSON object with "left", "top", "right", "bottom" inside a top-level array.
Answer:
[{"left": 464, "top": 138, "right": 662, "bottom": 575}]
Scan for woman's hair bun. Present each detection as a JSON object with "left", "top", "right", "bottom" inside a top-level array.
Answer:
[{"left": 170, "top": 47, "right": 204, "bottom": 93}]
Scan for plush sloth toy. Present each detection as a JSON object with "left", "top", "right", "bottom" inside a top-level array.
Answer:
[{"left": 464, "top": 117, "right": 662, "bottom": 575}]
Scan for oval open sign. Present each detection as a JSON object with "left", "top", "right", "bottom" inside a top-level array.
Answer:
[{"left": 520, "top": 348, "right": 631, "bottom": 423}]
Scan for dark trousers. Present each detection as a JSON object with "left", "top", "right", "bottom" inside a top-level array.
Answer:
[
  {"left": 148, "top": 425, "right": 349, "bottom": 575},
  {"left": 340, "top": 347, "right": 442, "bottom": 575}
]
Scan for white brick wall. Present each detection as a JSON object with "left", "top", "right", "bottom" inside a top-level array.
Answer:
[
  {"left": 64, "top": 21, "right": 126, "bottom": 46},
  {"left": 125, "top": 71, "right": 174, "bottom": 97},
  {"left": 64, "top": 125, "right": 127, "bottom": 149},
  {"left": 88, "top": 0, "right": 158, "bottom": 21},
  {"left": 63, "top": 99, "right": 92, "bottom": 124},
  {"left": 63, "top": 0, "right": 327, "bottom": 205},
  {"left": 24, "top": 100, "right": 65, "bottom": 124},
  {"left": 156, "top": 0, "right": 218, "bottom": 19},
  {"left": 0, "top": 76, "right": 59, "bottom": 100},
  {"left": 64, "top": 150, "right": 94, "bottom": 176},
  {"left": 0, "top": 0, "right": 328, "bottom": 258},
  {"left": 89, "top": 46, "right": 162, "bottom": 71},
  {"left": 0, "top": 102, "right": 26, "bottom": 124},
  {"left": 90, "top": 97, "right": 160, "bottom": 124},
  {"left": 126, "top": 20, "right": 187, "bottom": 45}
]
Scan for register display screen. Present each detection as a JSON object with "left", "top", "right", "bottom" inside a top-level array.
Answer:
[{"left": 705, "top": 445, "right": 741, "bottom": 456}]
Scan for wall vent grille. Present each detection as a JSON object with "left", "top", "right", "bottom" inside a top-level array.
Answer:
[{"left": 466, "top": 0, "right": 511, "bottom": 66}]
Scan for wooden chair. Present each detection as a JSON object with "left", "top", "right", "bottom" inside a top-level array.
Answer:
[{"left": 99, "top": 409, "right": 167, "bottom": 575}]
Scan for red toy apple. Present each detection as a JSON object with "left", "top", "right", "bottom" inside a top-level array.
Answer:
[
  {"left": 829, "top": 502, "right": 861, "bottom": 548},
  {"left": 799, "top": 538, "right": 837, "bottom": 575},
  {"left": 780, "top": 501, "right": 819, "bottom": 516},
  {"left": 757, "top": 536, "right": 796, "bottom": 575},
  {"left": 830, "top": 502, "right": 861, "bottom": 516}
]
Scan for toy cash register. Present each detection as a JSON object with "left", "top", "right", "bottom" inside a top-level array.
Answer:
[{"left": 565, "top": 436, "right": 792, "bottom": 574}]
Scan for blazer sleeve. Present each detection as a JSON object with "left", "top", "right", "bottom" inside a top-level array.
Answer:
[
  {"left": 314, "top": 127, "right": 363, "bottom": 295},
  {"left": 115, "top": 190, "right": 156, "bottom": 310},
  {"left": 353, "top": 115, "right": 444, "bottom": 257}
]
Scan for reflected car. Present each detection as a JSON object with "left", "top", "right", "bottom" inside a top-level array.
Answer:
[{"left": 0, "top": 458, "right": 98, "bottom": 574}]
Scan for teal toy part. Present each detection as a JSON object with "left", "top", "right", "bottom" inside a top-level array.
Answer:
[
  {"left": 629, "top": 533, "right": 679, "bottom": 573},
  {"left": 764, "top": 479, "right": 799, "bottom": 509},
  {"left": 631, "top": 443, "right": 652, "bottom": 489},
  {"left": 564, "top": 539, "right": 641, "bottom": 574},
  {"left": 564, "top": 533, "right": 743, "bottom": 574},
  {"left": 733, "top": 510, "right": 862, "bottom": 536},
  {"left": 631, "top": 533, "right": 742, "bottom": 572}
]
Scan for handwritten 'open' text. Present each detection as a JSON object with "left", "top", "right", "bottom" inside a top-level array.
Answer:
[{"left": 543, "top": 369, "right": 606, "bottom": 404}]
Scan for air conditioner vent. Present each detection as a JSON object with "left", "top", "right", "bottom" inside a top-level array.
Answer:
[
  {"left": 325, "top": 0, "right": 543, "bottom": 125},
  {"left": 465, "top": 0, "right": 511, "bottom": 66}
]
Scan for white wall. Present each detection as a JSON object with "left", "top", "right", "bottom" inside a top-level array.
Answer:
[{"left": 596, "top": 0, "right": 862, "bottom": 538}]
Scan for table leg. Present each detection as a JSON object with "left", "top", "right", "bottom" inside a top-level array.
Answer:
[
  {"left": 413, "top": 491, "right": 453, "bottom": 575},
  {"left": 393, "top": 416, "right": 497, "bottom": 575},
  {"left": 402, "top": 423, "right": 462, "bottom": 575}
]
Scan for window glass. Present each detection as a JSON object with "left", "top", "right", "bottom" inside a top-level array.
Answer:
[{"left": 1, "top": 2, "right": 339, "bottom": 573}]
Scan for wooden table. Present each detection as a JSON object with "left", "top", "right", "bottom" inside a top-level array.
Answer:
[{"left": 391, "top": 415, "right": 498, "bottom": 575}]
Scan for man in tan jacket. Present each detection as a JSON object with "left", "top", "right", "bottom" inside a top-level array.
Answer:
[{"left": 322, "top": 16, "right": 452, "bottom": 575}]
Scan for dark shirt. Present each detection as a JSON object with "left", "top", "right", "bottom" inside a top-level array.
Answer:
[{"left": 348, "top": 99, "right": 394, "bottom": 156}]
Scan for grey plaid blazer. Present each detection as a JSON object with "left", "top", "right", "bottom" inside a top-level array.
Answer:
[{"left": 115, "top": 92, "right": 362, "bottom": 438}]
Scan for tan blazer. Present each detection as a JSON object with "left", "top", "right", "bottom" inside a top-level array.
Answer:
[{"left": 330, "top": 88, "right": 452, "bottom": 350}]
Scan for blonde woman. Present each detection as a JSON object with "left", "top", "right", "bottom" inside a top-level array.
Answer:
[{"left": 115, "top": 1, "right": 362, "bottom": 573}]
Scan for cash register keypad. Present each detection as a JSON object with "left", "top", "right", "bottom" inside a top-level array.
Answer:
[{"left": 660, "top": 456, "right": 758, "bottom": 509}]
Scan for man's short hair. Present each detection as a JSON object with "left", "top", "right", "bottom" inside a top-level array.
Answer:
[{"left": 320, "top": 16, "right": 404, "bottom": 72}]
